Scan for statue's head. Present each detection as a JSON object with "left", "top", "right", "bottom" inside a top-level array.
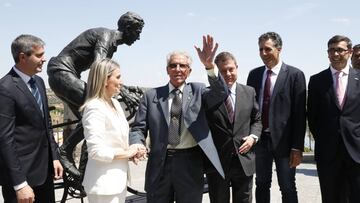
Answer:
[{"left": 117, "top": 11, "right": 144, "bottom": 46}]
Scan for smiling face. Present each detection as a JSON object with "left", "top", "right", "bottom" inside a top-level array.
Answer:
[
  {"left": 218, "top": 59, "right": 238, "bottom": 87},
  {"left": 105, "top": 68, "right": 122, "bottom": 98},
  {"left": 328, "top": 41, "right": 352, "bottom": 71},
  {"left": 166, "top": 54, "right": 192, "bottom": 88},
  {"left": 259, "top": 39, "right": 281, "bottom": 69}
]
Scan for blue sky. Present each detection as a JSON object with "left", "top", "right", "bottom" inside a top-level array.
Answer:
[{"left": 1, "top": 0, "right": 359, "bottom": 87}]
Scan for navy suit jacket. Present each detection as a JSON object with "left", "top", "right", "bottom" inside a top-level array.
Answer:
[
  {"left": 247, "top": 63, "right": 306, "bottom": 156},
  {"left": 0, "top": 69, "right": 59, "bottom": 187},
  {"left": 307, "top": 67, "right": 360, "bottom": 164},
  {"left": 205, "top": 83, "right": 262, "bottom": 176},
  {"left": 130, "top": 75, "right": 227, "bottom": 193}
]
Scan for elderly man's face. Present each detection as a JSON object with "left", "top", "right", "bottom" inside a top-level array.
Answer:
[{"left": 167, "top": 54, "right": 192, "bottom": 88}]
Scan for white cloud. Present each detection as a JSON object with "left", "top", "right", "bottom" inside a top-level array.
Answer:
[{"left": 331, "top": 18, "right": 351, "bottom": 26}]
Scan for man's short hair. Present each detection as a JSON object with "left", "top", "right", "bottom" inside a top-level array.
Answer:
[
  {"left": 327, "top": 35, "right": 352, "bottom": 49},
  {"left": 117, "top": 11, "right": 144, "bottom": 31},
  {"left": 11, "top": 34, "right": 45, "bottom": 63},
  {"left": 215, "top": 52, "right": 238, "bottom": 67},
  {"left": 258, "top": 32, "right": 282, "bottom": 49}
]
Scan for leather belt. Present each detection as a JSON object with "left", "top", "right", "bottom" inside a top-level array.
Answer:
[{"left": 166, "top": 146, "right": 199, "bottom": 157}]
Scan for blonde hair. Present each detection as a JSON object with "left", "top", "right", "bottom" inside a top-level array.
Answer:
[{"left": 80, "top": 58, "right": 120, "bottom": 111}]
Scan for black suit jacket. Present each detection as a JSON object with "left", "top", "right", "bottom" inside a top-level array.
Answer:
[
  {"left": 307, "top": 67, "right": 360, "bottom": 164},
  {"left": 0, "top": 69, "right": 59, "bottom": 187},
  {"left": 206, "top": 83, "right": 262, "bottom": 176},
  {"left": 247, "top": 63, "right": 306, "bottom": 156}
]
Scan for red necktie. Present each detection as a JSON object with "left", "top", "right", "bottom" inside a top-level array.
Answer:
[{"left": 262, "top": 70, "right": 272, "bottom": 130}]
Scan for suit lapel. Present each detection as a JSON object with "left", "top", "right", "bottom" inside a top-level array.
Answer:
[
  {"left": 182, "top": 83, "right": 193, "bottom": 114},
  {"left": 253, "top": 67, "right": 265, "bottom": 101},
  {"left": 343, "top": 68, "right": 360, "bottom": 110},
  {"left": 156, "top": 85, "right": 170, "bottom": 126},
  {"left": 323, "top": 68, "right": 341, "bottom": 110},
  {"left": 271, "top": 63, "right": 288, "bottom": 100},
  {"left": 233, "top": 83, "right": 243, "bottom": 130},
  {"left": 11, "top": 70, "right": 43, "bottom": 117}
]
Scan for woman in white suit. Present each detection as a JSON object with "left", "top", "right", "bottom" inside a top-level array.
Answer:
[{"left": 80, "top": 59, "right": 139, "bottom": 203}]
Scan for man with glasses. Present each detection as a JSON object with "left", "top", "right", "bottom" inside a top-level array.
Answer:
[
  {"left": 246, "top": 32, "right": 306, "bottom": 203},
  {"left": 351, "top": 44, "right": 360, "bottom": 69},
  {"left": 308, "top": 35, "right": 360, "bottom": 202},
  {"left": 129, "top": 35, "right": 227, "bottom": 203}
]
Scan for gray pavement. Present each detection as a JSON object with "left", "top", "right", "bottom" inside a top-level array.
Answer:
[{"left": 0, "top": 154, "right": 321, "bottom": 202}]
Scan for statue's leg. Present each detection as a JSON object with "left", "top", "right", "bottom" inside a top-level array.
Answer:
[
  {"left": 48, "top": 69, "right": 86, "bottom": 119},
  {"left": 58, "top": 124, "right": 84, "bottom": 178},
  {"left": 48, "top": 69, "right": 86, "bottom": 177}
]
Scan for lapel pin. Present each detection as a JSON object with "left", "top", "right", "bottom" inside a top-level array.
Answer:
[{"left": 355, "top": 78, "right": 359, "bottom": 80}]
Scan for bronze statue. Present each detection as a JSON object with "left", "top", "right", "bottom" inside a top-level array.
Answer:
[{"left": 47, "top": 11, "right": 145, "bottom": 199}]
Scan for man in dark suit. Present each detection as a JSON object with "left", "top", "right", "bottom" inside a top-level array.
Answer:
[
  {"left": 129, "top": 35, "right": 227, "bottom": 203},
  {"left": 308, "top": 35, "right": 360, "bottom": 202},
  {"left": 246, "top": 32, "right": 306, "bottom": 203},
  {"left": 0, "top": 34, "right": 63, "bottom": 202},
  {"left": 205, "top": 51, "right": 262, "bottom": 203},
  {"left": 351, "top": 44, "right": 360, "bottom": 69}
]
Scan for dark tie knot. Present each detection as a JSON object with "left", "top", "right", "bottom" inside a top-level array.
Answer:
[
  {"left": 172, "top": 88, "right": 180, "bottom": 96},
  {"left": 28, "top": 77, "right": 36, "bottom": 88},
  {"left": 267, "top": 70, "right": 272, "bottom": 76}
]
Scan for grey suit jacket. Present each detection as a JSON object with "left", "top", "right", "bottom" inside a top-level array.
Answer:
[
  {"left": 130, "top": 75, "right": 227, "bottom": 193},
  {"left": 247, "top": 63, "right": 306, "bottom": 156},
  {"left": 206, "top": 83, "right": 262, "bottom": 176}
]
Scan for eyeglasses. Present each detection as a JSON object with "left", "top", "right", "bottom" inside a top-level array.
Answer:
[
  {"left": 327, "top": 48, "right": 349, "bottom": 54},
  {"left": 168, "top": 63, "right": 189, "bottom": 69}
]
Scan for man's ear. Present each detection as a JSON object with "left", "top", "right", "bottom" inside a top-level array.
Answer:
[{"left": 18, "top": 52, "right": 26, "bottom": 62}]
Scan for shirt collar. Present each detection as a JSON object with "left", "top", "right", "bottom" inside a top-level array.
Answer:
[
  {"left": 13, "top": 66, "right": 32, "bottom": 84},
  {"left": 168, "top": 82, "right": 185, "bottom": 94},
  {"left": 330, "top": 64, "right": 350, "bottom": 75},
  {"left": 228, "top": 83, "right": 237, "bottom": 95},
  {"left": 265, "top": 61, "right": 282, "bottom": 75}
]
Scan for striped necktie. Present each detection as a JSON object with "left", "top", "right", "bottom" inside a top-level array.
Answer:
[
  {"left": 28, "top": 77, "right": 43, "bottom": 115},
  {"left": 225, "top": 90, "right": 234, "bottom": 123}
]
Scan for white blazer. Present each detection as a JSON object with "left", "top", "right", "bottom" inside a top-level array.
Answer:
[{"left": 82, "top": 98, "right": 130, "bottom": 195}]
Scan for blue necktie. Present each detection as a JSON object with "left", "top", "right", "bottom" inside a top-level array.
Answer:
[{"left": 28, "top": 78, "right": 43, "bottom": 115}]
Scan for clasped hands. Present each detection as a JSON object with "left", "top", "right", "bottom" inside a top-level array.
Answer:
[{"left": 128, "top": 144, "right": 148, "bottom": 165}]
